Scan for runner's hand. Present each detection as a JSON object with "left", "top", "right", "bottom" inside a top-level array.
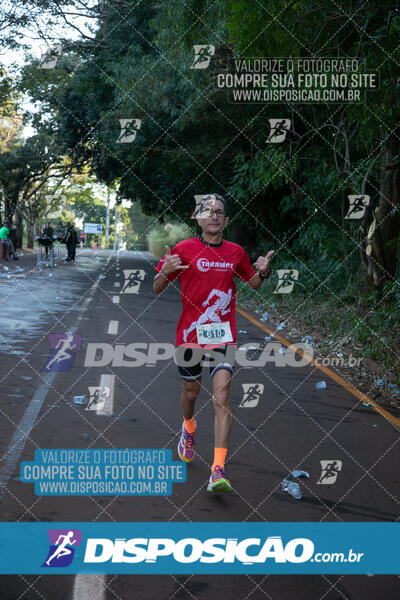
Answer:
[
  {"left": 161, "top": 245, "right": 189, "bottom": 275},
  {"left": 253, "top": 250, "right": 274, "bottom": 276}
]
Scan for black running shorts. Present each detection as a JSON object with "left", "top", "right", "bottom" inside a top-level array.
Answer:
[{"left": 175, "top": 344, "right": 236, "bottom": 381}]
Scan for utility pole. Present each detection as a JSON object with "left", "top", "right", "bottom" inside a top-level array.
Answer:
[
  {"left": 105, "top": 188, "right": 110, "bottom": 248},
  {"left": 113, "top": 202, "right": 117, "bottom": 251}
]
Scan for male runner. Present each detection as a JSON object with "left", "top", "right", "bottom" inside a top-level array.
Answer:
[{"left": 153, "top": 194, "right": 274, "bottom": 492}]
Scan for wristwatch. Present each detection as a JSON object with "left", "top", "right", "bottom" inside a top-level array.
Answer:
[{"left": 258, "top": 270, "right": 270, "bottom": 281}]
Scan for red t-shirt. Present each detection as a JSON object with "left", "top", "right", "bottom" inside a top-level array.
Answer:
[{"left": 155, "top": 236, "right": 256, "bottom": 348}]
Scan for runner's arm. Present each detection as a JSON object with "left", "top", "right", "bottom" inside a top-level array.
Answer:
[
  {"left": 246, "top": 271, "right": 268, "bottom": 289},
  {"left": 153, "top": 244, "right": 188, "bottom": 294},
  {"left": 248, "top": 250, "right": 275, "bottom": 288},
  {"left": 153, "top": 269, "right": 170, "bottom": 293}
]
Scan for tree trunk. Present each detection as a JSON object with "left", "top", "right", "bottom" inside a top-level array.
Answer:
[
  {"left": 27, "top": 220, "right": 35, "bottom": 249},
  {"left": 365, "top": 133, "right": 400, "bottom": 294},
  {"left": 15, "top": 211, "right": 23, "bottom": 248}
]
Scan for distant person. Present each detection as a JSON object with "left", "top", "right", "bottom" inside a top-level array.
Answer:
[
  {"left": 8, "top": 223, "right": 19, "bottom": 260},
  {"left": 42, "top": 223, "right": 54, "bottom": 259},
  {"left": 65, "top": 222, "right": 78, "bottom": 262},
  {"left": 0, "top": 222, "right": 10, "bottom": 260}
]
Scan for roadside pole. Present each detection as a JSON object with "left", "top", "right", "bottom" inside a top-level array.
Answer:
[
  {"left": 105, "top": 189, "right": 110, "bottom": 248},
  {"left": 113, "top": 203, "right": 117, "bottom": 251}
]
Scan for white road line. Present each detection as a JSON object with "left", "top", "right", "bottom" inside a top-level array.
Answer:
[
  {"left": 73, "top": 574, "right": 106, "bottom": 600},
  {"left": 107, "top": 320, "right": 119, "bottom": 335},
  {"left": 97, "top": 374, "right": 115, "bottom": 416},
  {"left": 114, "top": 282, "right": 120, "bottom": 287},
  {"left": 112, "top": 295, "right": 119, "bottom": 304}
]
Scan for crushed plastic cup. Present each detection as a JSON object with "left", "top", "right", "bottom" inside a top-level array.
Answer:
[
  {"left": 276, "top": 322, "right": 286, "bottom": 331},
  {"left": 292, "top": 470, "right": 309, "bottom": 479},
  {"left": 316, "top": 381, "right": 327, "bottom": 390},
  {"left": 73, "top": 395, "right": 87, "bottom": 405},
  {"left": 328, "top": 340, "right": 333, "bottom": 345},
  {"left": 302, "top": 335, "right": 313, "bottom": 343},
  {"left": 260, "top": 311, "right": 269, "bottom": 321},
  {"left": 281, "top": 478, "right": 302, "bottom": 500},
  {"left": 264, "top": 336, "right": 272, "bottom": 342}
]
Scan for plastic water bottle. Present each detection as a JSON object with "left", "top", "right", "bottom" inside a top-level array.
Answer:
[{"left": 282, "top": 478, "right": 302, "bottom": 500}]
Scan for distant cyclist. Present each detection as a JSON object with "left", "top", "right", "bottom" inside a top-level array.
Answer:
[{"left": 153, "top": 194, "right": 274, "bottom": 492}]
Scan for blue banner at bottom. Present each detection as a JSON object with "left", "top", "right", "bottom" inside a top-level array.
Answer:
[{"left": 0, "top": 522, "right": 398, "bottom": 574}]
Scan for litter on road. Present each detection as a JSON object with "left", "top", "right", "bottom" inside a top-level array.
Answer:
[
  {"left": 73, "top": 395, "right": 87, "bottom": 405},
  {"left": 282, "top": 478, "right": 302, "bottom": 500}
]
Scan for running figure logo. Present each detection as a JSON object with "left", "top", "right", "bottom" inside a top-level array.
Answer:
[
  {"left": 266, "top": 119, "right": 291, "bottom": 143},
  {"left": 42, "top": 332, "right": 82, "bottom": 372},
  {"left": 190, "top": 45, "right": 215, "bottom": 69},
  {"left": 39, "top": 44, "right": 62, "bottom": 69},
  {"left": 86, "top": 386, "right": 110, "bottom": 410},
  {"left": 345, "top": 195, "right": 370, "bottom": 219},
  {"left": 317, "top": 460, "right": 343, "bottom": 485},
  {"left": 116, "top": 119, "right": 142, "bottom": 143},
  {"left": 239, "top": 383, "right": 264, "bottom": 408},
  {"left": 121, "top": 269, "right": 145, "bottom": 293},
  {"left": 191, "top": 194, "right": 218, "bottom": 219},
  {"left": 183, "top": 288, "right": 232, "bottom": 343},
  {"left": 42, "top": 529, "right": 82, "bottom": 567},
  {"left": 274, "top": 269, "right": 299, "bottom": 294}
]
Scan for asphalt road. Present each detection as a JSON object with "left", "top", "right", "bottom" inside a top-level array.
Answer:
[{"left": 0, "top": 249, "right": 399, "bottom": 599}]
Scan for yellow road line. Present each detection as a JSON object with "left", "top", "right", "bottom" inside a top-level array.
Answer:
[{"left": 236, "top": 306, "right": 400, "bottom": 429}]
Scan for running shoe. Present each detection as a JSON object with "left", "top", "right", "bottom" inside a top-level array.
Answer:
[
  {"left": 207, "top": 465, "right": 232, "bottom": 493},
  {"left": 177, "top": 421, "right": 196, "bottom": 462}
]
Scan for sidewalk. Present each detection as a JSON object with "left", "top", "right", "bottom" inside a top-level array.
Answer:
[{"left": 0, "top": 245, "right": 69, "bottom": 282}]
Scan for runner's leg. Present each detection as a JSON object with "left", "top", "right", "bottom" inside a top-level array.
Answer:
[
  {"left": 212, "top": 368, "right": 232, "bottom": 452},
  {"left": 176, "top": 347, "right": 202, "bottom": 462},
  {"left": 180, "top": 378, "right": 201, "bottom": 422},
  {"left": 206, "top": 346, "right": 235, "bottom": 491}
]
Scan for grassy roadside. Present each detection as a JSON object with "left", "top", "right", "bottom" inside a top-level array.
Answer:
[{"left": 236, "top": 275, "right": 400, "bottom": 417}]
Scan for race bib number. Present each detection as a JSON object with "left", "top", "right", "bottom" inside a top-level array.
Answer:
[{"left": 196, "top": 322, "right": 233, "bottom": 344}]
